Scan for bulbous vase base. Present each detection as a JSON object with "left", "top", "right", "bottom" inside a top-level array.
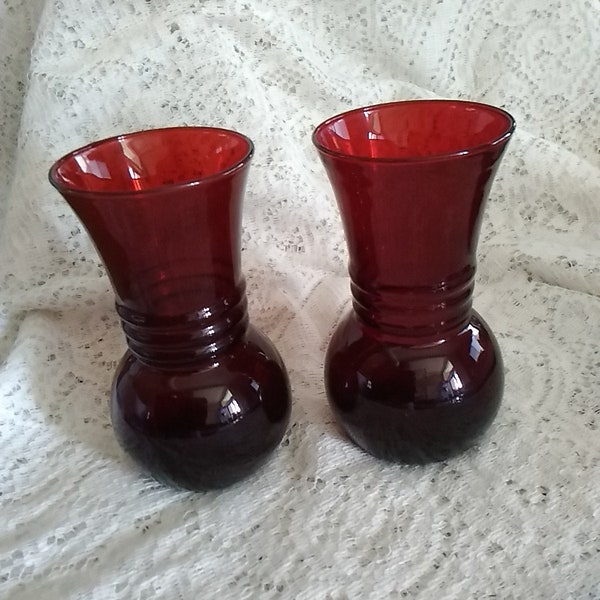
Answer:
[
  {"left": 111, "top": 326, "right": 291, "bottom": 490},
  {"left": 325, "top": 311, "right": 503, "bottom": 463}
]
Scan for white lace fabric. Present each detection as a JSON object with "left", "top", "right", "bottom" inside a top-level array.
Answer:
[{"left": 0, "top": 1, "right": 599, "bottom": 598}]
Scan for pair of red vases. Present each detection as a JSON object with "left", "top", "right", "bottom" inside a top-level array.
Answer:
[{"left": 49, "top": 100, "right": 515, "bottom": 490}]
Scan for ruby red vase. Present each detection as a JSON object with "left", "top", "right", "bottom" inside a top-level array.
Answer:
[
  {"left": 313, "top": 100, "right": 515, "bottom": 463},
  {"left": 50, "top": 127, "right": 291, "bottom": 490}
]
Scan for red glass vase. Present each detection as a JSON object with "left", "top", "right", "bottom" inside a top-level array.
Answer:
[
  {"left": 49, "top": 127, "right": 291, "bottom": 490},
  {"left": 314, "top": 100, "right": 515, "bottom": 463}
]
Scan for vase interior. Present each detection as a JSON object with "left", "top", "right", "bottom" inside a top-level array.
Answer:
[
  {"left": 313, "top": 100, "right": 514, "bottom": 161},
  {"left": 49, "top": 127, "right": 253, "bottom": 194}
]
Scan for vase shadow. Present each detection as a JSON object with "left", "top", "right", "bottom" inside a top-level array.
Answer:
[
  {"left": 21, "top": 305, "right": 124, "bottom": 464},
  {"left": 246, "top": 258, "right": 350, "bottom": 445}
]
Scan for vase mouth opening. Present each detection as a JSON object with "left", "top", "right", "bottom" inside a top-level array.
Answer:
[
  {"left": 312, "top": 100, "right": 515, "bottom": 163},
  {"left": 49, "top": 126, "right": 254, "bottom": 196}
]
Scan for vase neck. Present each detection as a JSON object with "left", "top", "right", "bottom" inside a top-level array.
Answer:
[
  {"left": 58, "top": 162, "right": 252, "bottom": 366},
  {"left": 351, "top": 265, "right": 474, "bottom": 344},
  {"left": 117, "top": 279, "right": 248, "bottom": 368},
  {"left": 318, "top": 148, "right": 509, "bottom": 345}
]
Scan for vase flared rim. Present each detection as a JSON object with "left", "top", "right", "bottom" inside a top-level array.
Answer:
[
  {"left": 48, "top": 126, "right": 254, "bottom": 197},
  {"left": 312, "top": 99, "right": 516, "bottom": 164}
]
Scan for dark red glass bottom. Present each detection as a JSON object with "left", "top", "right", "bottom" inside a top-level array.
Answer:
[
  {"left": 111, "top": 326, "right": 291, "bottom": 490},
  {"left": 325, "top": 311, "right": 503, "bottom": 463}
]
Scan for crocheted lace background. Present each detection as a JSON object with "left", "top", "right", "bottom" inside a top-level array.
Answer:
[{"left": 1, "top": 1, "right": 598, "bottom": 598}]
